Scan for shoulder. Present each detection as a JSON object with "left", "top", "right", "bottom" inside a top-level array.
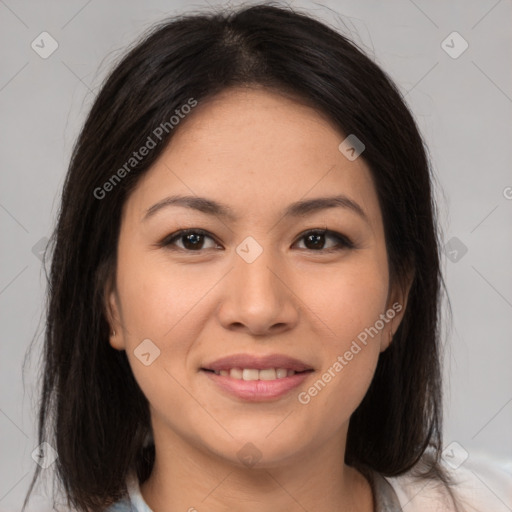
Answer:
[
  {"left": 384, "top": 451, "right": 512, "bottom": 512},
  {"left": 103, "top": 496, "right": 134, "bottom": 512},
  {"left": 102, "top": 469, "right": 154, "bottom": 512}
]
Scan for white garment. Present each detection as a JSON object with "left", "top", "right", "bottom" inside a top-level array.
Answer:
[{"left": 386, "top": 451, "right": 512, "bottom": 511}]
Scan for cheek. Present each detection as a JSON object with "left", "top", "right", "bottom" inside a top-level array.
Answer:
[
  {"left": 294, "top": 257, "right": 388, "bottom": 419},
  {"left": 114, "top": 252, "right": 205, "bottom": 411},
  {"left": 295, "top": 255, "right": 389, "bottom": 344},
  {"left": 116, "top": 246, "right": 214, "bottom": 339},
  {"left": 114, "top": 247, "right": 225, "bottom": 398}
]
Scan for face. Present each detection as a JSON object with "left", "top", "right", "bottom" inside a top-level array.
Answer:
[{"left": 108, "top": 87, "right": 408, "bottom": 468}]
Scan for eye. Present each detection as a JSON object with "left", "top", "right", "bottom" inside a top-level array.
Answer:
[
  {"left": 293, "top": 229, "right": 354, "bottom": 252},
  {"left": 159, "top": 228, "right": 354, "bottom": 253},
  {"left": 160, "top": 229, "right": 220, "bottom": 251}
]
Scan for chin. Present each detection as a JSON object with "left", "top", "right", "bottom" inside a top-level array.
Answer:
[{"left": 203, "top": 427, "right": 313, "bottom": 469}]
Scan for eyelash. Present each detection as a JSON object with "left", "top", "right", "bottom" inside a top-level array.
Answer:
[{"left": 159, "top": 228, "right": 355, "bottom": 253}]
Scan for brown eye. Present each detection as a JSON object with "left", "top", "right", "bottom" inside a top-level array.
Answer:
[
  {"left": 161, "top": 229, "right": 220, "bottom": 251},
  {"left": 160, "top": 228, "right": 354, "bottom": 253},
  {"left": 294, "top": 229, "right": 354, "bottom": 252}
]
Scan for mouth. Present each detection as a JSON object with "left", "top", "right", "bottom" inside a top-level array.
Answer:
[
  {"left": 200, "top": 353, "right": 314, "bottom": 402},
  {"left": 201, "top": 367, "right": 313, "bottom": 380}
]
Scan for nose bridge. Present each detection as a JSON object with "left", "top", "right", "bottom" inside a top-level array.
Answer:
[
  {"left": 218, "top": 236, "right": 298, "bottom": 334},
  {"left": 234, "top": 238, "right": 283, "bottom": 309}
]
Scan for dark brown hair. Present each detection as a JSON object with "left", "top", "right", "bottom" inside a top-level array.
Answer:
[{"left": 23, "top": 2, "right": 460, "bottom": 511}]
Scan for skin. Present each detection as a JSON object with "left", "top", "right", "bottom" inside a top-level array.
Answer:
[{"left": 107, "top": 86, "right": 411, "bottom": 512}]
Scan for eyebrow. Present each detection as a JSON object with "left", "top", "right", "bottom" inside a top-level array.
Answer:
[{"left": 143, "top": 194, "right": 369, "bottom": 224}]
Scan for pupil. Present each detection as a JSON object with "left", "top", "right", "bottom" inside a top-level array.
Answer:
[
  {"left": 184, "top": 233, "right": 203, "bottom": 250},
  {"left": 306, "top": 233, "right": 324, "bottom": 249}
]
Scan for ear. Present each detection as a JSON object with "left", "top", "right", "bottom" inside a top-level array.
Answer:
[
  {"left": 380, "top": 269, "right": 414, "bottom": 352},
  {"left": 104, "top": 275, "right": 125, "bottom": 351}
]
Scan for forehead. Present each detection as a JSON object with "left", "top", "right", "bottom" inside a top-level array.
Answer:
[{"left": 123, "top": 87, "right": 382, "bottom": 233}]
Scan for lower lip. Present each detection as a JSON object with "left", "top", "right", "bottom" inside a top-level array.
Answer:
[{"left": 201, "top": 370, "right": 313, "bottom": 402}]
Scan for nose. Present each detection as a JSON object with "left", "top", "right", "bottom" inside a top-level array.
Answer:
[{"left": 216, "top": 245, "right": 300, "bottom": 337}]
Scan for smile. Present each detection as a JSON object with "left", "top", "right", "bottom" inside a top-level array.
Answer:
[
  {"left": 210, "top": 368, "right": 301, "bottom": 380},
  {"left": 201, "top": 368, "right": 314, "bottom": 401}
]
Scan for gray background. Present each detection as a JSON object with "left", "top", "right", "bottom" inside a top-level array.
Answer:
[{"left": 1, "top": 0, "right": 511, "bottom": 510}]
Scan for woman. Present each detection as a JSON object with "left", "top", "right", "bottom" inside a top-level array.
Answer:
[{"left": 22, "top": 3, "right": 510, "bottom": 512}]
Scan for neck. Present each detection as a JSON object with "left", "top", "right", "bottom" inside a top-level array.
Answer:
[{"left": 139, "top": 426, "right": 373, "bottom": 512}]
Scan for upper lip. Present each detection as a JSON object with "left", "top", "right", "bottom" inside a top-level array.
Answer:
[{"left": 202, "top": 353, "right": 314, "bottom": 372}]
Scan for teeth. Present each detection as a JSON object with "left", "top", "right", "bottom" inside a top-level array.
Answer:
[
  {"left": 242, "top": 368, "right": 259, "bottom": 381},
  {"left": 213, "top": 368, "right": 298, "bottom": 380},
  {"left": 276, "top": 368, "right": 288, "bottom": 379},
  {"left": 229, "top": 368, "right": 243, "bottom": 379},
  {"left": 259, "top": 368, "right": 277, "bottom": 380}
]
